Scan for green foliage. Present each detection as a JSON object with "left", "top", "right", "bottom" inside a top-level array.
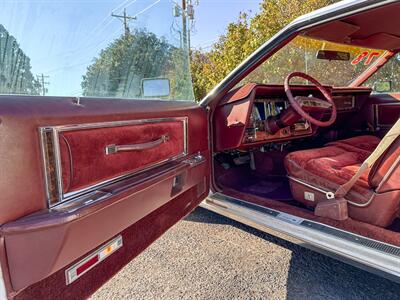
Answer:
[
  {"left": 82, "top": 29, "right": 172, "bottom": 98},
  {"left": 0, "top": 25, "right": 41, "bottom": 95},
  {"left": 365, "top": 55, "right": 400, "bottom": 92},
  {"left": 82, "top": 29, "right": 194, "bottom": 100},
  {"left": 190, "top": 0, "right": 338, "bottom": 100},
  {"left": 241, "top": 36, "right": 384, "bottom": 87}
]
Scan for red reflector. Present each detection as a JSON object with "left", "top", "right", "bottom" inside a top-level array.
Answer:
[
  {"left": 65, "top": 235, "right": 123, "bottom": 285},
  {"left": 76, "top": 255, "right": 99, "bottom": 276}
]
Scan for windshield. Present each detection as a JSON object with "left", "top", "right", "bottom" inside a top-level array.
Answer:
[
  {"left": 0, "top": 0, "right": 194, "bottom": 100},
  {"left": 364, "top": 54, "right": 400, "bottom": 93},
  {"left": 239, "top": 36, "right": 385, "bottom": 87}
]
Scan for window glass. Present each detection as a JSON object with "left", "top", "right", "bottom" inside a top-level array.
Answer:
[
  {"left": 0, "top": 0, "right": 194, "bottom": 100},
  {"left": 238, "top": 36, "right": 385, "bottom": 87},
  {"left": 363, "top": 54, "right": 400, "bottom": 93}
]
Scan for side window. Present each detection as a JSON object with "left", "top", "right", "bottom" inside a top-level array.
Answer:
[
  {"left": 364, "top": 54, "right": 400, "bottom": 93},
  {"left": 0, "top": 1, "right": 194, "bottom": 101}
]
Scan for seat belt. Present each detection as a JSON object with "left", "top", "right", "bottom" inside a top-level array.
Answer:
[{"left": 333, "top": 118, "right": 400, "bottom": 200}]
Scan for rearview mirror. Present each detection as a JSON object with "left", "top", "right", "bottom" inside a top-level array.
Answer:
[
  {"left": 142, "top": 78, "right": 170, "bottom": 98},
  {"left": 316, "top": 50, "right": 350, "bottom": 61},
  {"left": 373, "top": 81, "right": 392, "bottom": 93}
]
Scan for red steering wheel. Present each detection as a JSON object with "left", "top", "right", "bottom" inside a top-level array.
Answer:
[{"left": 284, "top": 72, "right": 337, "bottom": 127}]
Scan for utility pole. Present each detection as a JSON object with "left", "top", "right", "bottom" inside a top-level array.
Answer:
[
  {"left": 111, "top": 8, "right": 136, "bottom": 38},
  {"left": 176, "top": 0, "right": 195, "bottom": 50},
  {"left": 182, "top": 0, "right": 188, "bottom": 50},
  {"left": 36, "top": 74, "right": 49, "bottom": 96}
]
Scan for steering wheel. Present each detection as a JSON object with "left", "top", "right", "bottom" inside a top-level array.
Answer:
[{"left": 284, "top": 72, "right": 337, "bottom": 127}]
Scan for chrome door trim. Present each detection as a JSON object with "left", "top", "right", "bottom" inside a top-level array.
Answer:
[
  {"left": 288, "top": 176, "right": 333, "bottom": 195},
  {"left": 40, "top": 117, "right": 188, "bottom": 207},
  {"left": 201, "top": 193, "right": 400, "bottom": 283}
]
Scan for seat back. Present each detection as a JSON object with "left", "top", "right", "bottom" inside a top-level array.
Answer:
[{"left": 368, "top": 136, "right": 400, "bottom": 193}]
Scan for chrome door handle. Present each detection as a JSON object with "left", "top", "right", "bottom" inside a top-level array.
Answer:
[{"left": 105, "top": 135, "right": 170, "bottom": 155}]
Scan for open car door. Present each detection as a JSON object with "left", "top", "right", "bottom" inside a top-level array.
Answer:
[
  {"left": 0, "top": 97, "right": 209, "bottom": 299},
  {"left": 0, "top": 1, "right": 210, "bottom": 299}
]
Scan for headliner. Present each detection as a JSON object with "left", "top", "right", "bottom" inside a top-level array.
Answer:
[{"left": 303, "top": 2, "right": 400, "bottom": 51}]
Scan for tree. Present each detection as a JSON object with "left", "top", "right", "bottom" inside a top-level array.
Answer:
[
  {"left": 82, "top": 28, "right": 194, "bottom": 100},
  {"left": 0, "top": 25, "right": 41, "bottom": 95},
  {"left": 190, "top": 0, "right": 339, "bottom": 100}
]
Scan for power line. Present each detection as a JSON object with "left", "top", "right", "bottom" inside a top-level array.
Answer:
[
  {"left": 36, "top": 74, "right": 50, "bottom": 96},
  {"left": 111, "top": 8, "right": 136, "bottom": 38},
  {"left": 92, "top": 0, "right": 137, "bottom": 34},
  {"left": 132, "top": 0, "right": 161, "bottom": 18}
]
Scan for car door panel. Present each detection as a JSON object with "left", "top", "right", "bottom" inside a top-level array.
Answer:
[
  {"left": 0, "top": 96, "right": 209, "bottom": 298},
  {"left": 373, "top": 96, "right": 400, "bottom": 128},
  {"left": 56, "top": 118, "right": 187, "bottom": 197},
  {"left": 362, "top": 93, "right": 400, "bottom": 132}
]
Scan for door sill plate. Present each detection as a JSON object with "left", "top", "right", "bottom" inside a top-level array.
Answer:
[{"left": 201, "top": 193, "right": 400, "bottom": 283}]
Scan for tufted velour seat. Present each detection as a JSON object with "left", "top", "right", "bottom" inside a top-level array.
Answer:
[{"left": 285, "top": 135, "right": 400, "bottom": 227}]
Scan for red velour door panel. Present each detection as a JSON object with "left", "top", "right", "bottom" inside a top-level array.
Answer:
[
  {"left": 0, "top": 96, "right": 209, "bottom": 299},
  {"left": 361, "top": 93, "right": 400, "bottom": 133}
]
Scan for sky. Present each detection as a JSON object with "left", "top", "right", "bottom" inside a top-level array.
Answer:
[
  {"left": 0, "top": 0, "right": 261, "bottom": 96},
  {"left": 190, "top": 0, "right": 260, "bottom": 49}
]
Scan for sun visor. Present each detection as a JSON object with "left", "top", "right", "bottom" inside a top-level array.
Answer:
[
  {"left": 304, "top": 21, "right": 360, "bottom": 43},
  {"left": 351, "top": 33, "right": 400, "bottom": 51}
]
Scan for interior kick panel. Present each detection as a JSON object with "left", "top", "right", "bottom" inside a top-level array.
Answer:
[{"left": 0, "top": 96, "right": 209, "bottom": 294}]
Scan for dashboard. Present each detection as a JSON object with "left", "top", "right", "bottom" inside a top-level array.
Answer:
[
  {"left": 214, "top": 83, "right": 371, "bottom": 152},
  {"left": 243, "top": 98, "right": 312, "bottom": 144}
]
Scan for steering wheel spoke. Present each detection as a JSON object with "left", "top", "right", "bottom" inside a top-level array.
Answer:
[{"left": 285, "top": 72, "right": 337, "bottom": 127}]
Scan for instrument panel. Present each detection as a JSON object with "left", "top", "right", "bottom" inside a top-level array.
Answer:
[
  {"left": 243, "top": 97, "right": 312, "bottom": 144},
  {"left": 214, "top": 83, "right": 370, "bottom": 152}
]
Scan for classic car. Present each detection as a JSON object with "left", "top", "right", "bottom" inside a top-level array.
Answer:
[{"left": 0, "top": 0, "right": 399, "bottom": 299}]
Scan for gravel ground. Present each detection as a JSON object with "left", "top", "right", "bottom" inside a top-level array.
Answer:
[{"left": 91, "top": 207, "right": 400, "bottom": 300}]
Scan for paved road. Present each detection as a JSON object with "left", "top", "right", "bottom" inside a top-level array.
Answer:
[{"left": 91, "top": 207, "right": 400, "bottom": 300}]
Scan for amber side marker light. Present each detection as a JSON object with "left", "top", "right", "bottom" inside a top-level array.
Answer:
[{"left": 65, "top": 235, "right": 123, "bottom": 285}]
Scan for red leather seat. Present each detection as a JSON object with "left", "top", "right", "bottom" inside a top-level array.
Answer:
[{"left": 285, "top": 135, "right": 400, "bottom": 227}]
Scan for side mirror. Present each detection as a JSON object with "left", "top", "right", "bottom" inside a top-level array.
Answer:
[
  {"left": 373, "top": 81, "right": 392, "bottom": 93},
  {"left": 142, "top": 78, "right": 170, "bottom": 98}
]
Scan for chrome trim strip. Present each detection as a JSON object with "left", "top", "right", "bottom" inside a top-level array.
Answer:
[
  {"left": 287, "top": 176, "right": 332, "bottom": 194},
  {"left": 39, "top": 127, "right": 52, "bottom": 202},
  {"left": 40, "top": 117, "right": 188, "bottom": 207},
  {"left": 51, "top": 191, "right": 112, "bottom": 213},
  {"left": 53, "top": 126, "right": 64, "bottom": 202},
  {"left": 201, "top": 193, "right": 400, "bottom": 282},
  {"left": 288, "top": 175, "right": 375, "bottom": 207}
]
